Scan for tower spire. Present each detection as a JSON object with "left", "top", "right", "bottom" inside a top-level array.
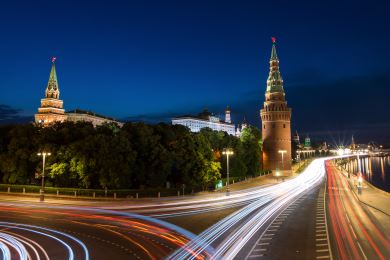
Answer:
[
  {"left": 266, "top": 38, "right": 284, "bottom": 93},
  {"left": 45, "top": 57, "right": 60, "bottom": 99},
  {"left": 35, "top": 57, "right": 66, "bottom": 125},
  {"left": 270, "top": 37, "right": 278, "bottom": 60}
]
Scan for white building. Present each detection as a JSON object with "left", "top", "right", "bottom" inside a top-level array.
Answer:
[
  {"left": 172, "top": 108, "right": 236, "bottom": 135},
  {"left": 172, "top": 116, "right": 236, "bottom": 135}
]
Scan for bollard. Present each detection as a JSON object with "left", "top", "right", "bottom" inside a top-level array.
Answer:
[
  {"left": 93, "top": 192, "right": 96, "bottom": 198},
  {"left": 7, "top": 187, "right": 10, "bottom": 193},
  {"left": 177, "top": 191, "right": 180, "bottom": 196},
  {"left": 136, "top": 193, "right": 139, "bottom": 199},
  {"left": 74, "top": 191, "right": 77, "bottom": 197},
  {"left": 23, "top": 187, "right": 25, "bottom": 194},
  {"left": 56, "top": 190, "right": 59, "bottom": 196},
  {"left": 232, "top": 180, "right": 235, "bottom": 184},
  {"left": 114, "top": 193, "right": 117, "bottom": 199},
  {"left": 158, "top": 192, "right": 160, "bottom": 198}
]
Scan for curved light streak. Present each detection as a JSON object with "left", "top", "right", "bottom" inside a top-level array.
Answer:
[{"left": 170, "top": 157, "right": 345, "bottom": 259}]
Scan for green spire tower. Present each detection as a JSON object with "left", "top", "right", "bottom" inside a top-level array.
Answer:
[
  {"left": 260, "top": 38, "right": 292, "bottom": 176},
  {"left": 45, "top": 59, "right": 60, "bottom": 99},
  {"left": 35, "top": 57, "right": 67, "bottom": 125}
]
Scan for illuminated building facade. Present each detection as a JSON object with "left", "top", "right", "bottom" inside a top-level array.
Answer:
[
  {"left": 172, "top": 109, "right": 236, "bottom": 135},
  {"left": 35, "top": 58, "right": 67, "bottom": 124},
  {"left": 260, "top": 39, "right": 292, "bottom": 175},
  {"left": 67, "top": 109, "right": 124, "bottom": 127}
]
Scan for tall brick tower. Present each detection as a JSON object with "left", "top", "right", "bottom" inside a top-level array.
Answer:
[
  {"left": 35, "top": 58, "right": 67, "bottom": 125},
  {"left": 260, "top": 38, "right": 292, "bottom": 175}
]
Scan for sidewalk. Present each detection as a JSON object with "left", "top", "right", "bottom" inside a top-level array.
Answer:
[
  {"left": 338, "top": 166, "right": 390, "bottom": 216},
  {"left": 337, "top": 166, "right": 390, "bottom": 237}
]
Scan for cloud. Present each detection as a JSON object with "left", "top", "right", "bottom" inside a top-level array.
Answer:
[
  {"left": 0, "top": 104, "right": 33, "bottom": 124},
  {"left": 122, "top": 111, "right": 178, "bottom": 124}
]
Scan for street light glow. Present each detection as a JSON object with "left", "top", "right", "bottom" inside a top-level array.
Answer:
[
  {"left": 222, "top": 148, "right": 234, "bottom": 195},
  {"left": 37, "top": 151, "right": 51, "bottom": 202}
]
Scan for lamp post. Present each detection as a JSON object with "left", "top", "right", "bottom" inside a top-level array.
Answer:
[
  {"left": 37, "top": 152, "right": 51, "bottom": 202},
  {"left": 278, "top": 150, "right": 287, "bottom": 172},
  {"left": 222, "top": 148, "right": 234, "bottom": 195}
]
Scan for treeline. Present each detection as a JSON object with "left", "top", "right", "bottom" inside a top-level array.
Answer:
[{"left": 0, "top": 122, "right": 262, "bottom": 190}]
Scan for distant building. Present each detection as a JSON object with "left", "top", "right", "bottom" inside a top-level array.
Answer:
[
  {"left": 172, "top": 108, "right": 236, "bottom": 135},
  {"left": 225, "top": 106, "right": 231, "bottom": 124},
  {"left": 67, "top": 109, "right": 124, "bottom": 127},
  {"left": 35, "top": 58, "right": 122, "bottom": 127},
  {"left": 235, "top": 117, "right": 248, "bottom": 137},
  {"left": 304, "top": 135, "right": 311, "bottom": 149},
  {"left": 293, "top": 131, "right": 300, "bottom": 146}
]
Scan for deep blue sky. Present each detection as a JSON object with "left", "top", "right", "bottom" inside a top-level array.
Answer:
[{"left": 1, "top": 0, "right": 390, "bottom": 145}]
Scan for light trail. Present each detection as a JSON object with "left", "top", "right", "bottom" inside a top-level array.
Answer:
[
  {"left": 0, "top": 204, "right": 213, "bottom": 259},
  {"left": 170, "top": 157, "right": 336, "bottom": 259},
  {"left": 326, "top": 161, "right": 390, "bottom": 259},
  {"left": 0, "top": 222, "right": 90, "bottom": 260}
]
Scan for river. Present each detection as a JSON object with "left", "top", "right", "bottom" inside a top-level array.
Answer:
[{"left": 343, "top": 155, "right": 390, "bottom": 193}]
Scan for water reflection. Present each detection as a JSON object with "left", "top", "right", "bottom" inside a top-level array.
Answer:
[{"left": 344, "top": 156, "right": 390, "bottom": 192}]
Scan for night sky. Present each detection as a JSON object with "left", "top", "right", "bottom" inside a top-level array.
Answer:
[{"left": 1, "top": 0, "right": 390, "bottom": 145}]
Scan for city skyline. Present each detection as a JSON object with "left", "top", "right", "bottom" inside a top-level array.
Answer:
[
  {"left": 0, "top": 2, "right": 389, "bottom": 259},
  {"left": 1, "top": 1, "right": 390, "bottom": 144}
]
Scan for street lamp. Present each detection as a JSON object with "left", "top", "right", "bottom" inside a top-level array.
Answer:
[
  {"left": 278, "top": 150, "right": 287, "bottom": 171},
  {"left": 37, "top": 152, "right": 51, "bottom": 202},
  {"left": 222, "top": 148, "right": 234, "bottom": 195}
]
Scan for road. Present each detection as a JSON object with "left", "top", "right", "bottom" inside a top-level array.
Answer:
[
  {"left": 326, "top": 160, "right": 390, "bottom": 260},
  {"left": 0, "top": 203, "right": 203, "bottom": 259},
  {"left": 0, "top": 158, "right": 327, "bottom": 260},
  {"left": 236, "top": 180, "right": 332, "bottom": 260}
]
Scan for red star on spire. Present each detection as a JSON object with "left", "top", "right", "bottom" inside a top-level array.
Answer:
[
  {"left": 271, "top": 37, "right": 276, "bottom": 43},
  {"left": 51, "top": 57, "right": 57, "bottom": 63}
]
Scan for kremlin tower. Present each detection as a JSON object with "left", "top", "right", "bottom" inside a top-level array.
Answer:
[
  {"left": 35, "top": 58, "right": 67, "bottom": 125},
  {"left": 260, "top": 38, "right": 292, "bottom": 175}
]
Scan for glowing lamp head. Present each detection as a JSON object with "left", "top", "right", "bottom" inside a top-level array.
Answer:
[{"left": 222, "top": 148, "right": 234, "bottom": 155}]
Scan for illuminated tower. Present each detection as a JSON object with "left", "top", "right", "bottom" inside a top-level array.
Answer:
[
  {"left": 225, "top": 106, "right": 231, "bottom": 124},
  {"left": 35, "top": 57, "right": 67, "bottom": 125},
  {"left": 260, "top": 38, "right": 292, "bottom": 175}
]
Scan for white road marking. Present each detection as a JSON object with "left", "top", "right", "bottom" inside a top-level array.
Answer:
[
  {"left": 316, "top": 249, "right": 329, "bottom": 252},
  {"left": 248, "top": 255, "right": 263, "bottom": 258}
]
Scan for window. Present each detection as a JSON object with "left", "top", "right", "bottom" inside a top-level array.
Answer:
[
  {"left": 283, "top": 124, "right": 286, "bottom": 128},
  {"left": 263, "top": 124, "right": 265, "bottom": 129}
]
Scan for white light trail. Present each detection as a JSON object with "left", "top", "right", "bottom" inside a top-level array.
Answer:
[{"left": 170, "top": 157, "right": 340, "bottom": 259}]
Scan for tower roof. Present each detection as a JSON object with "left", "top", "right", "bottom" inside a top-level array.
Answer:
[
  {"left": 270, "top": 42, "right": 278, "bottom": 60},
  {"left": 45, "top": 57, "right": 60, "bottom": 99},
  {"left": 46, "top": 58, "right": 58, "bottom": 91},
  {"left": 266, "top": 38, "right": 284, "bottom": 93}
]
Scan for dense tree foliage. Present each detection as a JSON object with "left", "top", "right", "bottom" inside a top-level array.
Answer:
[{"left": 0, "top": 122, "right": 262, "bottom": 190}]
